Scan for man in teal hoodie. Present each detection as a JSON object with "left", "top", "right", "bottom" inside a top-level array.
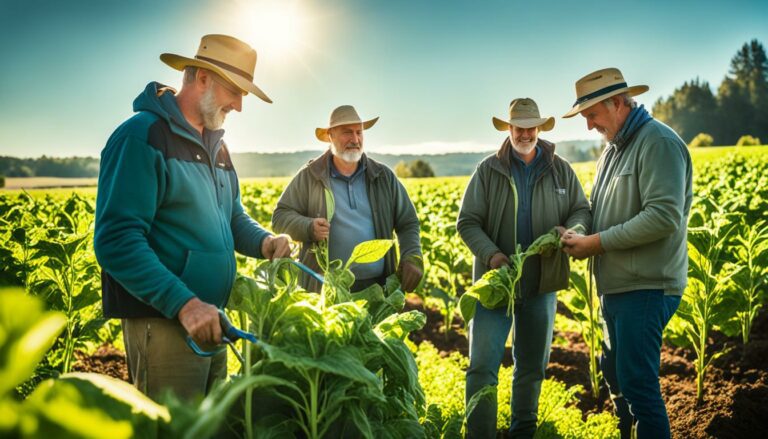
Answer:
[
  {"left": 561, "top": 68, "right": 693, "bottom": 439},
  {"left": 94, "top": 35, "right": 291, "bottom": 401}
]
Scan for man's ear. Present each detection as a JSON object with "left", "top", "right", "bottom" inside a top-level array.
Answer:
[{"left": 196, "top": 68, "right": 212, "bottom": 90}]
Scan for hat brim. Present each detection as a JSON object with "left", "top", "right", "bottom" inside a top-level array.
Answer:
[
  {"left": 160, "top": 53, "right": 272, "bottom": 104},
  {"left": 315, "top": 117, "right": 379, "bottom": 142},
  {"left": 562, "top": 85, "right": 648, "bottom": 118},
  {"left": 492, "top": 116, "right": 555, "bottom": 132}
]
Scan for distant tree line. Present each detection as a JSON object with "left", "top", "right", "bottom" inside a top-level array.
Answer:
[
  {"left": 394, "top": 159, "right": 435, "bottom": 178},
  {"left": 0, "top": 156, "right": 100, "bottom": 178},
  {"left": 653, "top": 39, "right": 768, "bottom": 146}
]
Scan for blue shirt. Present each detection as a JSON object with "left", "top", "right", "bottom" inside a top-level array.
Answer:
[
  {"left": 506, "top": 145, "right": 546, "bottom": 297},
  {"left": 328, "top": 160, "right": 384, "bottom": 280}
]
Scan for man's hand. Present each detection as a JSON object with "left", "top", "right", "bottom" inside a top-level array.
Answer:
[
  {"left": 561, "top": 233, "right": 604, "bottom": 259},
  {"left": 178, "top": 297, "right": 221, "bottom": 346},
  {"left": 311, "top": 218, "right": 330, "bottom": 241},
  {"left": 489, "top": 252, "right": 510, "bottom": 269},
  {"left": 262, "top": 234, "right": 292, "bottom": 260},
  {"left": 554, "top": 226, "right": 567, "bottom": 237},
  {"left": 400, "top": 260, "right": 423, "bottom": 292}
]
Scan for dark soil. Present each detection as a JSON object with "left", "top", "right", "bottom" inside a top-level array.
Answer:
[
  {"left": 72, "top": 344, "right": 129, "bottom": 381},
  {"left": 405, "top": 295, "right": 768, "bottom": 439},
  {"left": 75, "top": 298, "right": 768, "bottom": 438}
]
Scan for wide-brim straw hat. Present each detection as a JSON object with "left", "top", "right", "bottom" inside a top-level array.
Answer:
[
  {"left": 316, "top": 105, "right": 379, "bottom": 142},
  {"left": 160, "top": 34, "right": 272, "bottom": 103},
  {"left": 563, "top": 67, "right": 648, "bottom": 118},
  {"left": 492, "top": 98, "right": 554, "bottom": 132}
]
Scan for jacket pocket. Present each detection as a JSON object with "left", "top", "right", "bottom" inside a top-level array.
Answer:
[
  {"left": 540, "top": 251, "right": 569, "bottom": 293},
  {"left": 179, "top": 249, "right": 235, "bottom": 308}
]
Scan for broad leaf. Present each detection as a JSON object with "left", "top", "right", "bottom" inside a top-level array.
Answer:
[{"left": 346, "top": 239, "right": 395, "bottom": 268}]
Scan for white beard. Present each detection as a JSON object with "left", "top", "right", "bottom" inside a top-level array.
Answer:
[
  {"left": 331, "top": 143, "right": 363, "bottom": 163},
  {"left": 511, "top": 137, "right": 537, "bottom": 155},
  {"left": 199, "top": 86, "right": 226, "bottom": 130}
]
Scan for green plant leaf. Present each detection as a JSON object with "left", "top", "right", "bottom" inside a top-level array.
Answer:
[
  {"left": 346, "top": 239, "right": 395, "bottom": 268},
  {"left": 0, "top": 290, "right": 67, "bottom": 397},
  {"left": 324, "top": 187, "right": 335, "bottom": 221}
]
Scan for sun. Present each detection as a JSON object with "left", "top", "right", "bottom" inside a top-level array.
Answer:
[{"left": 235, "top": 0, "right": 309, "bottom": 62}]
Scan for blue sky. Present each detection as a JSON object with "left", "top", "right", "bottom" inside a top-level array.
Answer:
[{"left": 1, "top": 0, "right": 766, "bottom": 157}]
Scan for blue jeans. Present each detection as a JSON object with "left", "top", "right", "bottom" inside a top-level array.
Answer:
[
  {"left": 600, "top": 290, "right": 681, "bottom": 439},
  {"left": 465, "top": 292, "right": 557, "bottom": 439}
]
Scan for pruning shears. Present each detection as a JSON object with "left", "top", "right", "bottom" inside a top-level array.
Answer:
[
  {"left": 185, "top": 309, "right": 259, "bottom": 365},
  {"left": 186, "top": 261, "right": 323, "bottom": 363}
]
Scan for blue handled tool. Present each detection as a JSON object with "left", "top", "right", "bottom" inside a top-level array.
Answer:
[
  {"left": 290, "top": 260, "right": 325, "bottom": 284},
  {"left": 186, "top": 309, "right": 259, "bottom": 365}
]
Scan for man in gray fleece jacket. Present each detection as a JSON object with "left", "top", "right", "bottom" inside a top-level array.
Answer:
[
  {"left": 561, "top": 68, "right": 693, "bottom": 439},
  {"left": 458, "top": 98, "right": 591, "bottom": 439}
]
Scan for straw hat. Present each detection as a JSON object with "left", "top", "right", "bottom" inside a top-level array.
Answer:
[
  {"left": 562, "top": 67, "right": 648, "bottom": 118},
  {"left": 160, "top": 34, "right": 272, "bottom": 103},
  {"left": 492, "top": 98, "right": 555, "bottom": 132},
  {"left": 315, "top": 105, "right": 379, "bottom": 142}
]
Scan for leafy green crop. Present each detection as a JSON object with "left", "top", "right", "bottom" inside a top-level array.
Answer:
[
  {"left": 559, "top": 262, "right": 603, "bottom": 399},
  {"left": 223, "top": 239, "right": 427, "bottom": 439},
  {"left": 730, "top": 220, "right": 768, "bottom": 344},
  {"left": 670, "top": 202, "right": 743, "bottom": 404},
  {"left": 459, "top": 228, "right": 562, "bottom": 323}
]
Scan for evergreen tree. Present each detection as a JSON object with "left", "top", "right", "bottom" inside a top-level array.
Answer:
[{"left": 653, "top": 78, "right": 718, "bottom": 143}]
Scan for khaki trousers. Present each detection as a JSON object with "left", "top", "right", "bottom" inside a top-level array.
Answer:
[{"left": 122, "top": 317, "right": 227, "bottom": 402}]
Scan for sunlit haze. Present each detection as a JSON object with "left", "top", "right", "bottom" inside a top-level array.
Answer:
[{"left": 0, "top": 0, "right": 766, "bottom": 158}]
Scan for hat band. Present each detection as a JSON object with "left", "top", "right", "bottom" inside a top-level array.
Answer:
[
  {"left": 196, "top": 55, "right": 254, "bottom": 82},
  {"left": 573, "top": 82, "right": 628, "bottom": 106}
]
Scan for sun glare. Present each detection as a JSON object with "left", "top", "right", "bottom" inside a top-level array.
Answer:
[{"left": 236, "top": 0, "right": 309, "bottom": 61}]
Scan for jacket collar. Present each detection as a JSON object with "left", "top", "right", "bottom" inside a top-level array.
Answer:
[
  {"left": 308, "top": 149, "right": 385, "bottom": 183},
  {"left": 489, "top": 137, "right": 556, "bottom": 176}
]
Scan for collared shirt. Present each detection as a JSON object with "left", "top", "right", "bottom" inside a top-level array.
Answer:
[
  {"left": 328, "top": 159, "right": 384, "bottom": 280},
  {"left": 500, "top": 145, "right": 546, "bottom": 297}
]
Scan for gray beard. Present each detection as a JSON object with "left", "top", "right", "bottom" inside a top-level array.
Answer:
[
  {"left": 331, "top": 143, "right": 363, "bottom": 163},
  {"left": 511, "top": 137, "right": 537, "bottom": 155},
  {"left": 199, "top": 86, "right": 226, "bottom": 130}
]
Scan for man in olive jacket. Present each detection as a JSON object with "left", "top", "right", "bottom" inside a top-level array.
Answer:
[
  {"left": 561, "top": 68, "right": 693, "bottom": 439},
  {"left": 458, "top": 98, "right": 591, "bottom": 438},
  {"left": 273, "top": 105, "right": 423, "bottom": 293}
]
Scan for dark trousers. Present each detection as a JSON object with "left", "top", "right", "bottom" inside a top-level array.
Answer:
[{"left": 600, "top": 290, "right": 681, "bottom": 439}]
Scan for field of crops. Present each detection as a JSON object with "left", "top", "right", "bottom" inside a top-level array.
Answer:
[{"left": 1, "top": 146, "right": 767, "bottom": 438}]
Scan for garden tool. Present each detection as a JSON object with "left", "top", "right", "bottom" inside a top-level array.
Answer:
[
  {"left": 186, "top": 309, "right": 259, "bottom": 365},
  {"left": 290, "top": 260, "right": 325, "bottom": 284}
]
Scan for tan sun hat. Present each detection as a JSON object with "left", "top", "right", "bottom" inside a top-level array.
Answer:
[
  {"left": 492, "top": 98, "right": 555, "bottom": 132},
  {"left": 315, "top": 105, "right": 379, "bottom": 142},
  {"left": 160, "top": 34, "right": 272, "bottom": 103},
  {"left": 563, "top": 67, "right": 648, "bottom": 118}
]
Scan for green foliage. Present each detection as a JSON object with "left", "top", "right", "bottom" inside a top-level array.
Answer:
[
  {"left": 653, "top": 39, "right": 768, "bottom": 144},
  {"left": 653, "top": 78, "right": 718, "bottom": 144},
  {"left": 2, "top": 145, "right": 768, "bottom": 432},
  {"left": 459, "top": 228, "right": 562, "bottom": 322},
  {"left": 0, "top": 291, "right": 170, "bottom": 439},
  {"left": 669, "top": 202, "right": 742, "bottom": 404},
  {"left": 0, "top": 156, "right": 100, "bottom": 178},
  {"left": 736, "top": 134, "right": 762, "bottom": 146},
  {"left": 415, "top": 342, "right": 619, "bottom": 437},
  {"left": 558, "top": 262, "right": 603, "bottom": 399},
  {"left": 689, "top": 133, "right": 714, "bottom": 148},
  {"left": 729, "top": 220, "right": 768, "bottom": 343},
  {"left": 224, "top": 241, "right": 426, "bottom": 439},
  {"left": 394, "top": 159, "right": 436, "bottom": 178},
  {"left": 407, "top": 178, "right": 472, "bottom": 339},
  {"left": 0, "top": 289, "right": 66, "bottom": 401}
]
